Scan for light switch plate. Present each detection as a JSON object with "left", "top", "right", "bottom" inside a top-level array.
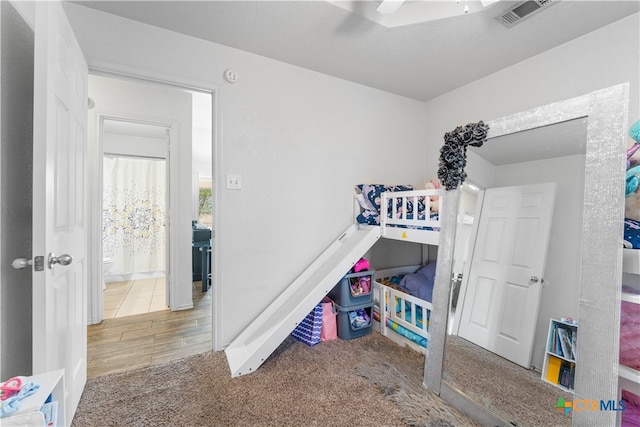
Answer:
[{"left": 226, "top": 174, "right": 242, "bottom": 190}]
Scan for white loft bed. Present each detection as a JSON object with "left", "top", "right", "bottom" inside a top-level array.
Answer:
[
  {"left": 351, "top": 187, "right": 442, "bottom": 352},
  {"left": 225, "top": 187, "right": 443, "bottom": 378},
  {"left": 353, "top": 187, "right": 443, "bottom": 246},
  {"left": 619, "top": 248, "right": 640, "bottom": 426},
  {"left": 372, "top": 265, "right": 431, "bottom": 354}
]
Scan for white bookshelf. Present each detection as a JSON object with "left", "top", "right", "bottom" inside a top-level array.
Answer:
[
  {"left": 2, "top": 369, "right": 65, "bottom": 427},
  {"left": 541, "top": 318, "right": 577, "bottom": 393}
]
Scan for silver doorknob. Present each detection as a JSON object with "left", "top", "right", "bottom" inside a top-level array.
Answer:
[
  {"left": 48, "top": 252, "right": 73, "bottom": 269},
  {"left": 11, "top": 258, "right": 32, "bottom": 269},
  {"left": 530, "top": 276, "right": 539, "bottom": 283}
]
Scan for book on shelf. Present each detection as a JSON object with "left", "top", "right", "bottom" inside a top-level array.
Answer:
[
  {"left": 557, "top": 327, "right": 574, "bottom": 360},
  {"left": 558, "top": 361, "right": 575, "bottom": 390},
  {"left": 556, "top": 329, "right": 563, "bottom": 357},
  {"left": 569, "top": 363, "right": 575, "bottom": 389},
  {"left": 546, "top": 355, "right": 562, "bottom": 383},
  {"left": 550, "top": 327, "right": 558, "bottom": 354}
]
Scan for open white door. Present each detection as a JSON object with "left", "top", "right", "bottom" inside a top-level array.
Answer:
[
  {"left": 457, "top": 183, "right": 556, "bottom": 368},
  {"left": 32, "top": 1, "right": 88, "bottom": 422}
]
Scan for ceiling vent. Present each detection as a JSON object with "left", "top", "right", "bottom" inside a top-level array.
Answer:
[{"left": 496, "top": 0, "right": 557, "bottom": 28}]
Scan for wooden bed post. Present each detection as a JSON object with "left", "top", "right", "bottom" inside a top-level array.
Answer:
[{"left": 424, "top": 188, "right": 459, "bottom": 393}]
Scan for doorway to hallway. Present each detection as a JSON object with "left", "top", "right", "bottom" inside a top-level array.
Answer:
[
  {"left": 87, "top": 73, "right": 215, "bottom": 374},
  {"left": 88, "top": 73, "right": 214, "bottom": 324}
]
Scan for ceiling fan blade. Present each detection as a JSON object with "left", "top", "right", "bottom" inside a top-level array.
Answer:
[{"left": 376, "top": 0, "right": 405, "bottom": 15}]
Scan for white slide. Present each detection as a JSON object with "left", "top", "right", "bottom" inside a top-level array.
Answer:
[{"left": 225, "top": 224, "right": 380, "bottom": 377}]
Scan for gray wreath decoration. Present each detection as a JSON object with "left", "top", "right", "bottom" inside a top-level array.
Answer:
[{"left": 437, "top": 121, "right": 489, "bottom": 191}]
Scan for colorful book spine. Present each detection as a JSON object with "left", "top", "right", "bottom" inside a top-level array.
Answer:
[{"left": 546, "top": 355, "right": 562, "bottom": 384}]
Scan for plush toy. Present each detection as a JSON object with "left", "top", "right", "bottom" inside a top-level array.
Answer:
[
  {"left": 425, "top": 179, "right": 441, "bottom": 212},
  {"left": 352, "top": 258, "right": 369, "bottom": 273},
  {"left": 629, "top": 120, "right": 640, "bottom": 167},
  {"left": 625, "top": 120, "right": 640, "bottom": 221}
]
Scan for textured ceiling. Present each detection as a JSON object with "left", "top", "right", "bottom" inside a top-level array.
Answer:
[{"left": 70, "top": 1, "right": 639, "bottom": 102}]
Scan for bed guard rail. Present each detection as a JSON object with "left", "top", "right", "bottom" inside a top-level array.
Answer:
[{"left": 381, "top": 189, "right": 443, "bottom": 230}]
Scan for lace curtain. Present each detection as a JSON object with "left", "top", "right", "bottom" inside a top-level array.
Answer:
[{"left": 103, "top": 156, "right": 166, "bottom": 277}]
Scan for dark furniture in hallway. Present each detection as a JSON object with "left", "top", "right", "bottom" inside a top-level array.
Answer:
[{"left": 192, "top": 223, "right": 211, "bottom": 291}]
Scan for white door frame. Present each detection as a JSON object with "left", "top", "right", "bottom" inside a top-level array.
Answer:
[
  {"left": 90, "top": 113, "right": 174, "bottom": 323},
  {"left": 86, "top": 63, "right": 223, "bottom": 351},
  {"left": 453, "top": 189, "right": 485, "bottom": 336}
]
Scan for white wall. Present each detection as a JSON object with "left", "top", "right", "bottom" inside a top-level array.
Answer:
[
  {"left": 0, "top": 0, "right": 34, "bottom": 378},
  {"left": 103, "top": 132, "right": 167, "bottom": 159},
  {"left": 87, "top": 74, "right": 194, "bottom": 316},
  {"left": 64, "top": 3, "right": 428, "bottom": 346},
  {"left": 191, "top": 92, "right": 213, "bottom": 177}
]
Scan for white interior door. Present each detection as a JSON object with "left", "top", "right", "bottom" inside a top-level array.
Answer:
[
  {"left": 457, "top": 183, "right": 556, "bottom": 368},
  {"left": 32, "top": 1, "right": 88, "bottom": 421}
]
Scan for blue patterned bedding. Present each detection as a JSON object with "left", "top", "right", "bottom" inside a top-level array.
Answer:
[
  {"left": 385, "top": 318, "right": 428, "bottom": 348},
  {"left": 625, "top": 218, "right": 640, "bottom": 249},
  {"left": 355, "top": 184, "right": 438, "bottom": 229},
  {"left": 379, "top": 289, "right": 430, "bottom": 348}
]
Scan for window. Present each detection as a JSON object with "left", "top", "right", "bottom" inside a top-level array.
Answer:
[{"left": 198, "top": 176, "right": 212, "bottom": 228}]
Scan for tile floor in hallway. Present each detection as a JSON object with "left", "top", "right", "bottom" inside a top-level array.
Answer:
[
  {"left": 103, "top": 276, "right": 168, "bottom": 318},
  {"left": 88, "top": 281, "right": 212, "bottom": 378}
]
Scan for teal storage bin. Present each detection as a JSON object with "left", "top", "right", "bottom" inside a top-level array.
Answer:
[
  {"left": 335, "top": 302, "right": 373, "bottom": 340},
  {"left": 328, "top": 270, "right": 375, "bottom": 307}
]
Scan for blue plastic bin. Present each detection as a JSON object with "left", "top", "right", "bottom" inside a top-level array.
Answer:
[
  {"left": 335, "top": 302, "right": 373, "bottom": 340},
  {"left": 328, "top": 270, "right": 375, "bottom": 306}
]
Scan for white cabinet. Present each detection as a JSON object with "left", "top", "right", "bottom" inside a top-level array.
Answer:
[
  {"left": 541, "top": 318, "right": 577, "bottom": 393},
  {"left": 2, "top": 370, "right": 65, "bottom": 427}
]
